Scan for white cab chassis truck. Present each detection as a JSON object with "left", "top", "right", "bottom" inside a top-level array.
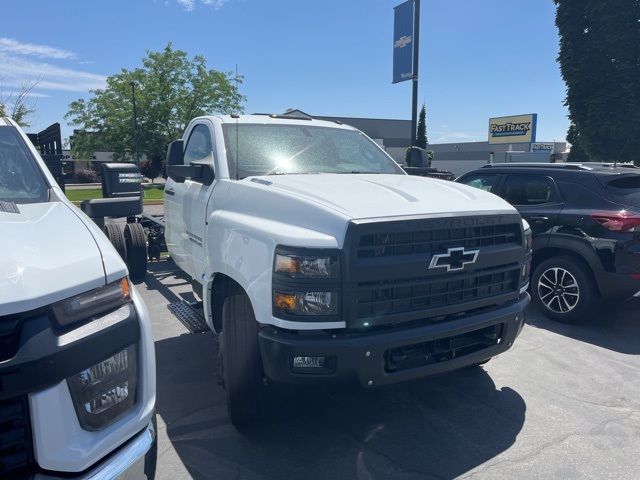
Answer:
[
  {"left": 164, "top": 114, "right": 532, "bottom": 426},
  {"left": 0, "top": 117, "right": 156, "bottom": 478}
]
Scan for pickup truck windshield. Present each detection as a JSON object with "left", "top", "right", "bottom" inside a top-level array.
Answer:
[
  {"left": 0, "top": 127, "right": 49, "bottom": 204},
  {"left": 222, "top": 124, "right": 404, "bottom": 179}
]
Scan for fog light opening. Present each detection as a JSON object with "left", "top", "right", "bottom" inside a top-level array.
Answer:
[
  {"left": 293, "top": 356, "right": 326, "bottom": 369},
  {"left": 291, "top": 355, "right": 335, "bottom": 375}
]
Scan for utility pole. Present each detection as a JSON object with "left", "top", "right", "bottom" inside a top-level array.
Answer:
[
  {"left": 410, "top": 0, "right": 421, "bottom": 146},
  {"left": 130, "top": 81, "right": 140, "bottom": 166}
]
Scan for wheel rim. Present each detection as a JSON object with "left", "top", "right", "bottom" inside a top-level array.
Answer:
[{"left": 537, "top": 267, "right": 580, "bottom": 314}]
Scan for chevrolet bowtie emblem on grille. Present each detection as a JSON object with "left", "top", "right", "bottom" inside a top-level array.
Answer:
[{"left": 429, "top": 247, "right": 479, "bottom": 272}]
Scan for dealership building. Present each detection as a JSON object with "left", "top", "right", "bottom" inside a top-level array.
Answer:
[{"left": 284, "top": 110, "right": 567, "bottom": 176}]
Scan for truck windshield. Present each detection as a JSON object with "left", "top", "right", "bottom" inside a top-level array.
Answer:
[
  {"left": 0, "top": 127, "right": 49, "bottom": 204},
  {"left": 222, "top": 123, "right": 404, "bottom": 179}
]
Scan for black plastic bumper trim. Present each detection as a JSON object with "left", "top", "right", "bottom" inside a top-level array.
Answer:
[
  {"left": 259, "top": 293, "right": 529, "bottom": 388},
  {"left": 0, "top": 304, "right": 140, "bottom": 401}
]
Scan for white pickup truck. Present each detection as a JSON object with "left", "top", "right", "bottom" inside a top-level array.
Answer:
[
  {"left": 0, "top": 117, "right": 156, "bottom": 479},
  {"left": 164, "top": 113, "right": 532, "bottom": 426}
]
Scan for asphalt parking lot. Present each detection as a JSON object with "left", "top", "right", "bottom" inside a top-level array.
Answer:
[{"left": 139, "top": 259, "right": 640, "bottom": 480}]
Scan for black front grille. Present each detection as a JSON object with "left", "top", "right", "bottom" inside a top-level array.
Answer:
[
  {"left": 0, "top": 396, "right": 35, "bottom": 479},
  {"left": 358, "top": 222, "right": 520, "bottom": 259},
  {"left": 356, "top": 263, "right": 520, "bottom": 320},
  {"left": 343, "top": 214, "right": 524, "bottom": 328},
  {"left": 0, "top": 316, "right": 23, "bottom": 362}
]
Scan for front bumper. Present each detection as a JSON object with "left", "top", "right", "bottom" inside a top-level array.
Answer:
[
  {"left": 259, "top": 293, "right": 529, "bottom": 388},
  {"left": 35, "top": 420, "right": 156, "bottom": 480}
]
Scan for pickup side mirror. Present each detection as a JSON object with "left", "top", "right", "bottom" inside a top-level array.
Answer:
[
  {"left": 166, "top": 140, "right": 188, "bottom": 183},
  {"left": 167, "top": 140, "right": 184, "bottom": 166},
  {"left": 166, "top": 138, "right": 215, "bottom": 186}
]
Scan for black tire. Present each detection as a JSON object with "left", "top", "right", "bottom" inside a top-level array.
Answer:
[
  {"left": 124, "top": 223, "right": 148, "bottom": 283},
  {"left": 219, "top": 283, "right": 266, "bottom": 426},
  {"left": 103, "top": 223, "right": 127, "bottom": 261},
  {"left": 531, "top": 256, "right": 597, "bottom": 323}
]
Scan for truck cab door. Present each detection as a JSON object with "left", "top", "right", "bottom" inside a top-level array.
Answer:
[{"left": 165, "top": 120, "right": 216, "bottom": 281}]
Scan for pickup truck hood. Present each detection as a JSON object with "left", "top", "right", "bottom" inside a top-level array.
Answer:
[
  {"left": 258, "top": 174, "right": 516, "bottom": 219},
  {"left": 0, "top": 202, "right": 107, "bottom": 316}
]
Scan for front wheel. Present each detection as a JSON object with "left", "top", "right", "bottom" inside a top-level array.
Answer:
[
  {"left": 531, "top": 256, "right": 597, "bottom": 323},
  {"left": 219, "top": 284, "right": 266, "bottom": 426}
]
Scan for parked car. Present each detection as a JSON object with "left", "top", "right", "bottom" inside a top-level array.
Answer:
[
  {"left": 0, "top": 117, "right": 156, "bottom": 479},
  {"left": 457, "top": 163, "right": 640, "bottom": 322},
  {"left": 161, "top": 114, "right": 532, "bottom": 425}
]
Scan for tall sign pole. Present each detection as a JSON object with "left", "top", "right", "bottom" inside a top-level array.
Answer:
[
  {"left": 411, "top": 0, "right": 420, "bottom": 146},
  {"left": 393, "top": 0, "right": 421, "bottom": 146}
]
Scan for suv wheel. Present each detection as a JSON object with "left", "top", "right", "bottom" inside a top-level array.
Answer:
[
  {"left": 219, "top": 284, "right": 266, "bottom": 426},
  {"left": 531, "top": 256, "right": 596, "bottom": 323}
]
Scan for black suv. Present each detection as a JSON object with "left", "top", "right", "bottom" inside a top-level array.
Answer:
[{"left": 457, "top": 163, "right": 640, "bottom": 322}]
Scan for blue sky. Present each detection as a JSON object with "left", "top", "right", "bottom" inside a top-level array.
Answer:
[{"left": 1, "top": 0, "right": 569, "bottom": 144}]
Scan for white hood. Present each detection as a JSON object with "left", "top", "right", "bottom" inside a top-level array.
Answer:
[
  {"left": 0, "top": 202, "right": 107, "bottom": 316},
  {"left": 258, "top": 174, "right": 516, "bottom": 219}
]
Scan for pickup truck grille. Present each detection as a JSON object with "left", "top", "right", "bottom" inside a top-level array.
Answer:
[
  {"left": 343, "top": 214, "right": 524, "bottom": 328},
  {"left": 358, "top": 223, "right": 520, "bottom": 259},
  {"left": 356, "top": 263, "right": 520, "bottom": 320},
  {"left": 0, "top": 396, "right": 35, "bottom": 479}
]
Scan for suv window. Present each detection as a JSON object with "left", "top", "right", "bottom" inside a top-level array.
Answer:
[
  {"left": 502, "top": 174, "right": 557, "bottom": 206},
  {"left": 459, "top": 173, "right": 500, "bottom": 192},
  {"left": 184, "top": 124, "right": 212, "bottom": 166},
  {"left": 0, "top": 127, "right": 49, "bottom": 204},
  {"left": 605, "top": 175, "right": 640, "bottom": 207}
]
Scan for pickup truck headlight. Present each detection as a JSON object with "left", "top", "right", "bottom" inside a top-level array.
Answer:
[
  {"left": 274, "top": 253, "right": 337, "bottom": 278},
  {"left": 52, "top": 278, "right": 131, "bottom": 328},
  {"left": 273, "top": 247, "right": 341, "bottom": 318},
  {"left": 524, "top": 227, "right": 533, "bottom": 251},
  {"left": 67, "top": 345, "right": 138, "bottom": 431},
  {"left": 274, "top": 291, "right": 338, "bottom": 315}
]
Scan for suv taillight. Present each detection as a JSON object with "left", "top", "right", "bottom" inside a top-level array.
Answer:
[{"left": 591, "top": 211, "right": 640, "bottom": 232}]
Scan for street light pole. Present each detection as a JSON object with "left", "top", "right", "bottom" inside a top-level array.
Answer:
[
  {"left": 130, "top": 81, "right": 140, "bottom": 166},
  {"left": 410, "top": 0, "right": 421, "bottom": 147}
]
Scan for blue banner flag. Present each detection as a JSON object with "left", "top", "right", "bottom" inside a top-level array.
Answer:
[{"left": 393, "top": 0, "right": 414, "bottom": 84}]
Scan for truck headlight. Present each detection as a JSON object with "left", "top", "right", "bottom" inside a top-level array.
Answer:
[
  {"left": 524, "top": 227, "right": 533, "bottom": 251},
  {"left": 52, "top": 278, "right": 131, "bottom": 328},
  {"left": 275, "top": 253, "right": 337, "bottom": 278},
  {"left": 67, "top": 345, "right": 138, "bottom": 431},
  {"left": 274, "top": 291, "right": 338, "bottom": 315}
]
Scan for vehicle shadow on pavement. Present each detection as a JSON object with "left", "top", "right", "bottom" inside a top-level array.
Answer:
[
  {"left": 144, "top": 261, "right": 191, "bottom": 304},
  {"left": 154, "top": 331, "right": 526, "bottom": 480},
  {"left": 525, "top": 298, "right": 640, "bottom": 355}
]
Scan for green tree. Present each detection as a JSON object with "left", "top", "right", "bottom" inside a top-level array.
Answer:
[
  {"left": 416, "top": 103, "right": 427, "bottom": 149},
  {"left": 66, "top": 43, "right": 244, "bottom": 166},
  {"left": 0, "top": 81, "right": 38, "bottom": 127},
  {"left": 554, "top": 0, "right": 640, "bottom": 163},
  {"left": 566, "top": 123, "right": 589, "bottom": 162}
]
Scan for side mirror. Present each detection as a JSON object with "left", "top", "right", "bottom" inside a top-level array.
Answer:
[
  {"left": 166, "top": 140, "right": 187, "bottom": 183},
  {"left": 167, "top": 140, "right": 184, "bottom": 166}
]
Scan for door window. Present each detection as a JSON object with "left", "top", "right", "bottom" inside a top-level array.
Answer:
[
  {"left": 184, "top": 124, "right": 212, "bottom": 165},
  {"left": 502, "top": 175, "right": 557, "bottom": 206},
  {"left": 459, "top": 174, "right": 500, "bottom": 192}
]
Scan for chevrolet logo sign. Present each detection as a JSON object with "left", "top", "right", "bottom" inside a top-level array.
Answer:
[{"left": 429, "top": 247, "right": 479, "bottom": 272}]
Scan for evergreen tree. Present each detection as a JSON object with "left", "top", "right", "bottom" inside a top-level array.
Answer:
[
  {"left": 416, "top": 103, "right": 427, "bottom": 149},
  {"left": 566, "top": 124, "right": 589, "bottom": 162},
  {"left": 554, "top": 0, "right": 640, "bottom": 163}
]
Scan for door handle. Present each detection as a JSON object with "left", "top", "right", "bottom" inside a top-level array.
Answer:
[
  {"left": 165, "top": 189, "right": 175, "bottom": 196},
  {"left": 528, "top": 216, "right": 549, "bottom": 223}
]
